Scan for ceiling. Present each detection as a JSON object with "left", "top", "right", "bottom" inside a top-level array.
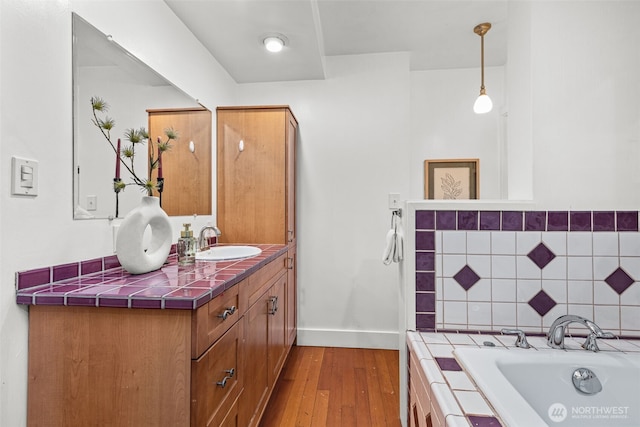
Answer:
[{"left": 164, "top": 0, "right": 508, "bottom": 84}]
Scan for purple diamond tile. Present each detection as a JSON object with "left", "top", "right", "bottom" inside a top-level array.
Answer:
[
  {"left": 416, "top": 210, "right": 435, "bottom": 230},
  {"left": 416, "top": 313, "right": 435, "bottom": 331},
  {"left": 416, "top": 231, "right": 435, "bottom": 250},
  {"left": 570, "top": 211, "right": 592, "bottom": 231},
  {"left": 548, "top": 211, "right": 569, "bottom": 231},
  {"left": 468, "top": 415, "right": 503, "bottom": 427},
  {"left": 416, "top": 292, "right": 435, "bottom": 312},
  {"left": 81, "top": 258, "right": 103, "bottom": 275},
  {"left": 617, "top": 211, "right": 639, "bottom": 231},
  {"left": 605, "top": 267, "right": 635, "bottom": 294},
  {"left": 528, "top": 290, "right": 557, "bottom": 316},
  {"left": 453, "top": 265, "right": 480, "bottom": 290},
  {"left": 436, "top": 211, "right": 457, "bottom": 230},
  {"left": 416, "top": 272, "right": 435, "bottom": 292},
  {"left": 458, "top": 211, "right": 478, "bottom": 230},
  {"left": 17, "top": 267, "right": 51, "bottom": 290},
  {"left": 525, "top": 211, "right": 546, "bottom": 231},
  {"left": 527, "top": 243, "right": 556, "bottom": 269},
  {"left": 416, "top": 252, "right": 435, "bottom": 271},
  {"left": 502, "top": 211, "right": 523, "bottom": 231},
  {"left": 53, "top": 263, "right": 79, "bottom": 282},
  {"left": 593, "top": 211, "right": 615, "bottom": 232},
  {"left": 480, "top": 211, "right": 500, "bottom": 230},
  {"left": 435, "top": 357, "right": 462, "bottom": 371}
]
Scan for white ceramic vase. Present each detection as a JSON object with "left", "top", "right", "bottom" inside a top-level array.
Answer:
[{"left": 116, "top": 196, "right": 172, "bottom": 275}]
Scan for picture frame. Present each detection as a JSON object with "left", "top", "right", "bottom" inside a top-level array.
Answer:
[{"left": 424, "top": 158, "right": 479, "bottom": 200}]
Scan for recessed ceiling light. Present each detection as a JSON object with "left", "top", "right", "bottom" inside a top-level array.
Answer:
[{"left": 263, "top": 36, "right": 285, "bottom": 53}]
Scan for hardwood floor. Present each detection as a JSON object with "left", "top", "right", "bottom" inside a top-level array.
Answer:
[{"left": 259, "top": 346, "right": 402, "bottom": 427}]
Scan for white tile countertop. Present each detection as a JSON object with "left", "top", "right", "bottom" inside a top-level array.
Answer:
[{"left": 406, "top": 331, "right": 640, "bottom": 427}]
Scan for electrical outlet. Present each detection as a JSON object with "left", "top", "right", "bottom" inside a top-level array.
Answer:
[
  {"left": 388, "top": 193, "right": 401, "bottom": 209},
  {"left": 87, "top": 195, "right": 97, "bottom": 211}
]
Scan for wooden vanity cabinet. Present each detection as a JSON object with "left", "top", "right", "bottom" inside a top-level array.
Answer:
[{"left": 408, "top": 346, "right": 434, "bottom": 427}]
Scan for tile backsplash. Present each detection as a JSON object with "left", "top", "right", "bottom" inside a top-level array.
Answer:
[{"left": 414, "top": 209, "right": 640, "bottom": 337}]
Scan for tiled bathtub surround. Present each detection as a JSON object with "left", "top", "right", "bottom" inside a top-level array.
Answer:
[
  {"left": 414, "top": 210, "right": 640, "bottom": 336},
  {"left": 15, "top": 244, "right": 287, "bottom": 310}
]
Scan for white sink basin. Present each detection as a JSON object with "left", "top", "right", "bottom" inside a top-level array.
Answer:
[{"left": 195, "top": 245, "right": 262, "bottom": 261}]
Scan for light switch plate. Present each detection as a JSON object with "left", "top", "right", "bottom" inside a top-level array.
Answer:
[
  {"left": 11, "top": 156, "right": 38, "bottom": 196},
  {"left": 388, "top": 192, "right": 401, "bottom": 209}
]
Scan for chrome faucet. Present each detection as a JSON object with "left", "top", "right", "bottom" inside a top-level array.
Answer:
[
  {"left": 547, "top": 315, "right": 615, "bottom": 352},
  {"left": 198, "top": 224, "right": 221, "bottom": 251}
]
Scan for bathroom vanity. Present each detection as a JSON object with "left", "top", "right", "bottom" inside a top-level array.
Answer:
[{"left": 18, "top": 245, "right": 294, "bottom": 427}]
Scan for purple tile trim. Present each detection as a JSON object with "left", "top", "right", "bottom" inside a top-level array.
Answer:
[
  {"left": 617, "top": 211, "right": 639, "bottom": 231},
  {"left": 527, "top": 243, "right": 556, "bottom": 269},
  {"left": 66, "top": 296, "right": 97, "bottom": 307},
  {"left": 528, "top": 290, "right": 557, "bottom": 316},
  {"left": 16, "top": 267, "right": 50, "bottom": 290},
  {"left": 605, "top": 267, "right": 635, "bottom": 294},
  {"left": 548, "top": 211, "right": 569, "bottom": 231},
  {"left": 415, "top": 231, "right": 435, "bottom": 250},
  {"left": 53, "top": 263, "right": 79, "bottom": 282},
  {"left": 436, "top": 211, "right": 457, "bottom": 230},
  {"left": 479, "top": 211, "right": 500, "bottom": 230},
  {"left": 416, "top": 272, "right": 435, "bottom": 292},
  {"left": 453, "top": 265, "right": 481, "bottom": 290},
  {"left": 501, "top": 211, "right": 523, "bottom": 231},
  {"left": 81, "top": 258, "right": 103, "bottom": 275},
  {"left": 435, "top": 357, "right": 463, "bottom": 371},
  {"left": 525, "top": 211, "right": 546, "bottom": 231},
  {"left": 103, "top": 255, "right": 121, "bottom": 270},
  {"left": 458, "top": 211, "right": 478, "bottom": 230},
  {"left": 468, "top": 415, "right": 503, "bottom": 427},
  {"left": 570, "top": 211, "right": 592, "bottom": 231},
  {"left": 593, "top": 211, "right": 615, "bottom": 232},
  {"left": 416, "top": 210, "right": 435, "bottom": 229},
  {"left": 415, "top": 252, "right": 435, "bottom": 271},
  {"left": 416, "top": 292, "right": 435, "bottom": 312},
  {"left": 416, "top": 313, "right": 435, "bottom": 331}
]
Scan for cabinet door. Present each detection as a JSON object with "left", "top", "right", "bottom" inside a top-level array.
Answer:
[
  {"left": 217, "top": 107, "right": 287, "bottom": 244},
  {"left": 191, "top": 320, "right": 243, "bottom": 427},
  {"left": 239, "top": 290, "right": 270, "bottom": 427},
  {"left": 285, "top": 110, "right": 297, "bottom": 244},
  {"left": 268, "top": 273, "right": 288, "bottom": 385},
  {"left": 286, "top": 246, "right": 297, "bottom": 347}
]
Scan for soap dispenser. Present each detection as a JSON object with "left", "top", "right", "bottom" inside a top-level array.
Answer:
[{"left": 177, "top": 223, "right": 196, "bottom": 266}]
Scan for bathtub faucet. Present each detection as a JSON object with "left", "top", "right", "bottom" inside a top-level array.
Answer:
[{"left": 547, "top": 315, "right": 615, "bottom": 352}]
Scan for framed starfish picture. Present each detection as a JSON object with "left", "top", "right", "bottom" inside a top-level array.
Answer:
[{"left": 424, "top": 159, "right": 479, "bottom": 200}]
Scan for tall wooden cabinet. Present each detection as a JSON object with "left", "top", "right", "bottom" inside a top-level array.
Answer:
[{"left": 217, "top": 106, "right": 298, "bottom": 427}]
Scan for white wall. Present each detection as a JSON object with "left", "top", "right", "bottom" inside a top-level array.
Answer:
[{"left": 0, "top": 1, "right": 236, "bottom": 425}]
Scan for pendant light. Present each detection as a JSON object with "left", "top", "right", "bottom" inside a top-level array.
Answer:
[{"left": 473, "top": 22, "right": 493, "bottom": 114}]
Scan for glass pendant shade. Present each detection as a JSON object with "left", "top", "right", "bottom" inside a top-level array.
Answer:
[{"left": 473, "top": 92, "right": 493, "bottom": 114}]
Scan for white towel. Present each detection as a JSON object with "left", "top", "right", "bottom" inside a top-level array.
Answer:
[{"left": 382, "top": 211, "right": 403, "bottom": 265}]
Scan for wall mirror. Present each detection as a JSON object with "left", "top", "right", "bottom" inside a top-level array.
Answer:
[{"left": 72, "top": 12, "right": 211, "bottom": 220}]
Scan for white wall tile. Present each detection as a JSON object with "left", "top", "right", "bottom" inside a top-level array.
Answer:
[
  {"left": 441, "top": 254, "right": 467, "bottom": 277},
  {"left": 436, "top": 301, "right": 444, "bottom": 324},
  {"left": 516, "top": 231, "right": 541, "bottom": 255},
  {"left": 542, "top": 232, "right": 567, "bottom": 255},
  {"left": 467, "top": 255, "right": 491, "bottom": 278},
  {"left": 492, "top": 279, "right": 516, "bottom": 302},
  {"left": 620, "top": 258, "right": 640, "bottom": 283},
  {"left": 516, "top": 303, "right": 543, "bottom": 328},
  {"left": 593, "top": 256, "right": 620, "bottom": 281},
  {"left": 621, "top": 305, "right": 640, "bottom": 331},
  {"left": 443, "top": 301, "right": 467, "bottom": 325},
  {"left": 492, "top": 255, "right": 516, "bottom": 279},
  {"left": 467, "top": 232, "right": 490, "bottom": 254},
  {"left": 567, "top": 280, "right": 594, "bottom": 304},
  {"left": 542, "top": 256, "right": 567, "bottom": 280},
  {"left": 467, "top": 279, "right": 491, "bottom": 301},
  {"left": 567, "top": 303, "right": 594, "bottom": 320},
  {"left": 542, "top": 304, "right": 568, "bottom": 328},
  {"left": 435, "top": 231, "right": 443, "bottom": 253},
  {"left": 594, "top": 281, "right": 620, "bottom": 305},
  {"left": 491, "top": 232, "right": 516, "bottom": 254},
  {"left": 492, "top": 302, "right": 516, "bottom": 326},
  {"left": 468, "top": 302, "right": 491, "bottom": 325},
  {"left": 442, "top": 278, "right": 467, "bottom": 301},
  {"left": 567, "top": 232, "right": 593, "bottom": 256},
  {"left": 442, "top": 231, "right": 467, "bottom": 254},
  {"left": 621, "top": 283, "right": 640, "bottom": 305},
  {"left": 620, "top": 233, "right": 640, "bottom": 257},
  {"left": 567, "top": 256, "right": 593, "bottom": 280},
  {"left": 516, "top": 255, "right": 543, "bottom": 279},
  {"left": 542, "top": 279, "right": 567, "bottom": 303},
  {"left": 516, "top": 279, "right": 542, "bottom": 303},
  {"left": 593, "top": 305, "right": 621, "bottom": 331},
  {"left": 593, "top": 232, "right": 619, "bottom": 256}
]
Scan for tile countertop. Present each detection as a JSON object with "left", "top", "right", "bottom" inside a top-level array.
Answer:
[
  {"left": 407, "top": 331, "right": 640, "bottom": 427},
  {"left": 16, "top": 244, "right": 288, "bottom": 310}
]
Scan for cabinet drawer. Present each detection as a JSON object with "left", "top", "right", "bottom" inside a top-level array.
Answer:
[
  {"left": 191, "top": 320, "right": 243, "bottom": 427},
  {"left": 243, "top": 253, "right": 286, "bottom": 309},
  {"left": 192, "top": 283, "right": 242, "bottom": 358}
]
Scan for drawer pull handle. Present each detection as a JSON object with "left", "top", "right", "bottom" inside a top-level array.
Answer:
[
  {"left": 217, "top": 306, "right": 237, "bottom": 320},
  {"left": 268, "top": 296, "right": 279, "bottom": 315},
  {"left": 287, "top": 257, "right": 294, "bottom": 270},
  {"left": 216, "top": 368, "right": 235, "bottom": 388}
]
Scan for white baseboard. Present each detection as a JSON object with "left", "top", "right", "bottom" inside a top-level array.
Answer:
[{"left": 296, "top": 327, "right": 399, "bottom": 350}]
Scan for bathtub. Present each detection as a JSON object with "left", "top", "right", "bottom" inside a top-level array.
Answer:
[{"left": 454, "top": 346, "right": 640, "bottom": 427}]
